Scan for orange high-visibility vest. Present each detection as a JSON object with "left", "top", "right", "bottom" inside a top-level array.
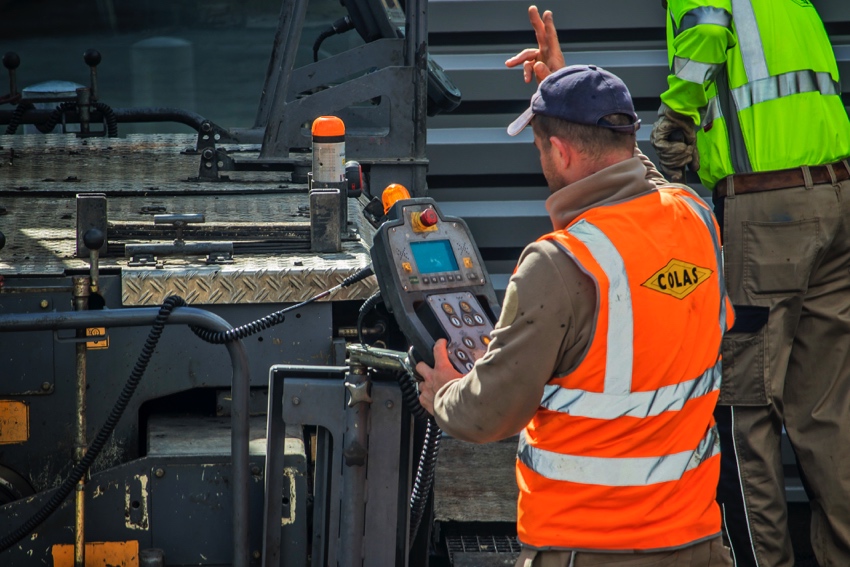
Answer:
[{"left": 517, "top": 186, "right": 733, "bottom": 550}]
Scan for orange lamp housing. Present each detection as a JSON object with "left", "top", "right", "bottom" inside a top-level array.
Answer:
[{"left": 381, "top": 183, "right": 411, "bottom": 214}]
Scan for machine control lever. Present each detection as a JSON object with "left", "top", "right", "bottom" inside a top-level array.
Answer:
[
  {"left": 1, "top": 51, "right": 20, "bottom": 104},
  {"left": 154, "top": 213, "right": 205, "bottom": 245},
  {"left": 83, "top": 49, "right": 101, "bottom": 101},
  {"left": 83, "top": 228, "right": 105, "bottom": 293}
]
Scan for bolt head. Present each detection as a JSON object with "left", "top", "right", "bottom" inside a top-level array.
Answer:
[
  {"left": 292, "top": 396, "right": 301, "bottom": 406},
  {"left": 41, "top": 382, "right": 51, "bottom": 391},
  {"left": 155, "top": 468, "right": 165, "bottom": 478},
  {"left": 40, "top": 299, "right": 49, "bottom": 309}
]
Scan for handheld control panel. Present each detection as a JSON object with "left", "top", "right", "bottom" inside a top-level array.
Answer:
[{"left": 371, "top": 198, "right": 500, "bottom": 372}]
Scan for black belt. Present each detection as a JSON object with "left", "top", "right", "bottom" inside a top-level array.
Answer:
[{"left": 714, "top": 159, "right": 850, "bottom": 197}]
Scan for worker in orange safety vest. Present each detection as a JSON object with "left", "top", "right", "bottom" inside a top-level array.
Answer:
[{"left": 416, "top": 63, "right": 735, "bottom": 566}]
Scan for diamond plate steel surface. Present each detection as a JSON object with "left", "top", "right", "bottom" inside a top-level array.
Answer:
[{"left": 0, "top": 133, "right": 378, "bottom": 305}]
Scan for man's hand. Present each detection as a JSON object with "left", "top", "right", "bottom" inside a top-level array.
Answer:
[
  {"left": 415, "top": 339, "right": 464, "bottom": 415},
  {"left": 649, "top": 104, "right": 700, "bottom": 183},
  {"left": 505, "top": 5, "right": 566, "bottom": 83}
]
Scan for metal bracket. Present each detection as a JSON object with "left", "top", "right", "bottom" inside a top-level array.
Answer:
[
  {"left": 205, "top": 250, "right": 234, "bottom": 265},
  {"left": 127, "top": 253, "right": 160, "bottom": 267}
]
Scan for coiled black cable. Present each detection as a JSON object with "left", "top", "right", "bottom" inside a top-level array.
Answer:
[
  {"left": 4, "top": 102, "right": 33, "bottom": 135},
  {"left": 36, "top": 101, "right": 75, "bottom": 134},
  {"left": 190, "top": 265, "right": 374, "bottom": 344},
  {"left": 92, "top": 102, "right": 118, "bottom": 137},
  {"left": 409, "top": 416, "right": 441, "bottom": 544},
  {"left": 0, "top": 295, "right": 186, "bottom": 553},
  {"left": 354, "top": 288, "right": 441, "bottom": 544}
]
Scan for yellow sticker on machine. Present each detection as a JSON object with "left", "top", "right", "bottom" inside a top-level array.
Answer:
[
  {"left": 0, "top": 400, "right": 29, "bottom": 444},
  {"left": 52, "top": 541, "right": 139, "bottom": 567},
  {"left": 86, "top": 327, "right": 109, "bottom": 350}
]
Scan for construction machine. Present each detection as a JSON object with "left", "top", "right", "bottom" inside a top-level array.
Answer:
[{"left": 3, "top": 0, "right": 848, "bottom": 565}]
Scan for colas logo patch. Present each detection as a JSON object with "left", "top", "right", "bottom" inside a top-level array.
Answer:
[{"left": 642, "top": 259, "right": 713, "bottom": 300}]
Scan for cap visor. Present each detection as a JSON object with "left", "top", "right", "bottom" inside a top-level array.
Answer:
[{"left": 507, "top": 107, "right": 534, "bottom": 136}]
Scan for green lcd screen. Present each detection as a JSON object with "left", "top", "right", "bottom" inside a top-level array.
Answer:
[{"left": 410, "top": 240, "right": 459, "bottom": 274}]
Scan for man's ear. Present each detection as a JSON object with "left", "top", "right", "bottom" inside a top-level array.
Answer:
[{"left": 549, "top": 136, "right": 573, "bottom": 170}]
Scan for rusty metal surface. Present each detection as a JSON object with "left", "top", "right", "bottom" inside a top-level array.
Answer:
[{"left": 0, "top": 133, "right": 377, "bottom": 305}]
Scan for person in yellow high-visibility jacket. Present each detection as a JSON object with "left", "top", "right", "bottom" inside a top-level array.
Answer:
[{"left": 507, "top": 3, "right": 850, "bottom": 566}]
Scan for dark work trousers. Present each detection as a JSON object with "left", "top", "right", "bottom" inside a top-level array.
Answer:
[
  {"left": 515, "top": 537, "right": 732, "bottom": 566},
  {"left": 712, "top": 163, "right": 850, "bottom": 567}
]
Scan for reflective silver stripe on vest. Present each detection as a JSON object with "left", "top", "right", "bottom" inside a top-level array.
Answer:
[
  {"left": 540, "top": 359, "right": 721, "bottom": 419},
  {"left": 732, "top": 70, "right": 841, "bottom": 111},
  {"left": 567, "top": 220, "right": 633, "bottom": 395},
  {"left": 673, "top": 57, "right": 724, "bottom": 84},
  {"left": 679, "top": 196, "right": 728, "bottom": 334},
  {"left": 518, "top": 425, "right": 720, "bottom": 487},
  {"left": 701, "top": 95, "right": 723, "bottom": 127},
  {"left": 731, "top": 0, "right": 769, "bottom": 82},
  {"left": 676, "top": 6, "right": 733, "bottom": 36}
]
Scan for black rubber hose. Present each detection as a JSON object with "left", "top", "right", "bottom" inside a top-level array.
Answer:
[
  {"left": 312, "top": 15, "right": 355, "bottom": 62},
  {"left": 0, "top": 295, "right": 186, "bottom": 553},
  {"left": 357, "top": 291, "right": 383, "bottom": 345},
  {"left": 190, "top": 265, "right": 374, "bottom": 344},
  {"left": 36, "top": 101, "right": 75, "bottom": 134},
  {"left": 4, "top": 102, "right": 33, "bottom": 135},
  {"left": 92, "top": 102, "right": 118, "bottom": 137}
]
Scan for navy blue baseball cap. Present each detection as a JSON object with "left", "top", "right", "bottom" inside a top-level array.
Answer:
[{"left": 507, "top": 64, "right": 641, "bottom": 136}]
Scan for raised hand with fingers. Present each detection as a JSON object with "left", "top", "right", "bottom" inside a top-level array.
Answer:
[{"left": 505, "top": 5, "right": 566, "bottom": 83}]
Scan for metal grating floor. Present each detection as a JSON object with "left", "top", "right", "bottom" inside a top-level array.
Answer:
[{"left": 446, "top": 534, "right": 521, "bottom": 555}]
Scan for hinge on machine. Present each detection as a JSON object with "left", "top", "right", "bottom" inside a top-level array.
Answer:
[
  {"left": 205, "top": 251, "right": 234, "bottom": 265},
  {"left": 128, "top": 253, "right": 160, "bottom": 267}
]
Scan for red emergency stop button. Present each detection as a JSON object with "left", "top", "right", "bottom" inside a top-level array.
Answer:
[{"left": 420, "top": 208, "right": 438, "bottom": 227}]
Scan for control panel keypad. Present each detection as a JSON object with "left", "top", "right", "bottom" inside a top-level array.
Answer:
[{"left": 426, "top": 292, "right": 495, "bottom": 373}]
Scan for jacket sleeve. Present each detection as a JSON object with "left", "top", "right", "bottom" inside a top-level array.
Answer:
[
  {"left": 432, "top": 241, "right": 595, "bottom": 443},
  {"left": 659, "top": 0, "right": 736, "bottom": 124}
]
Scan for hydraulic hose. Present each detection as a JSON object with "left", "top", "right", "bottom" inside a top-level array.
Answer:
[
  {"left": 0, "top": 296, "right": 186, "bottom": 553},
  {"left": 190, "top": 265, "right": 374, "bottom": 344}
]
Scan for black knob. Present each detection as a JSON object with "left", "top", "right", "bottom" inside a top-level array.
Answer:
[
  {"left": 83, "top": 228, "right": 105, "bottom": 251},
  {"left": 0, "top": 231, "right": 5, "bottom": 250},
  {"left": 3, "top": 52, "right": 20, "bottom": 71},
  {"left": 83, "top": 49, "right": 101, "bottom": 68}
]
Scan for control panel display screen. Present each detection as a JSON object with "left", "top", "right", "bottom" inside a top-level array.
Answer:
[{"left": 410, "top": 240, "right": 459, "bottom": 274}]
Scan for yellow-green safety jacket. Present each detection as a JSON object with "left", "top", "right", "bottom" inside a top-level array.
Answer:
[{"left": 661, "top": 0, "right": 850, "bottom": 189}]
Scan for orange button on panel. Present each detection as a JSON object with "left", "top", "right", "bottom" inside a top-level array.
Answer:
[
  {"left": 463, "top": 257, "right": 474, "bottom": 268},
  {"left": 402, "top": 262, "right": 412, "bottom": 273}
]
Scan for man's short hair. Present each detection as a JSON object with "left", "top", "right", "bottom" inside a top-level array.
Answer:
[{"left": 532, "top": 113, "right": 636, "bottom": 160}]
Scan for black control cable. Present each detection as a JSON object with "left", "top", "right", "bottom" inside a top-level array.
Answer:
[
  {"left": 4, "top": 101, "right": 33, "bottom": 135},
  {"left": 35, "top": 101, "right": 75, "bottom": 134},
  {"left": 190, "top": 265, "right": 374, "bottom": 344},
  {"left": 312, "top": 15, "right": 355, "bottom": 62},
  {"left": 0, "top": 266, "right": 376, "bottom": 552},
  {"left": 356, "top": 291, "right": 441, "bottom": 545},
  {"left": 0, "top": 296, "right": 186, "bottom": 553},
  {"left": 92, "top": 102, "right": 119, "bottom": 137}
]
